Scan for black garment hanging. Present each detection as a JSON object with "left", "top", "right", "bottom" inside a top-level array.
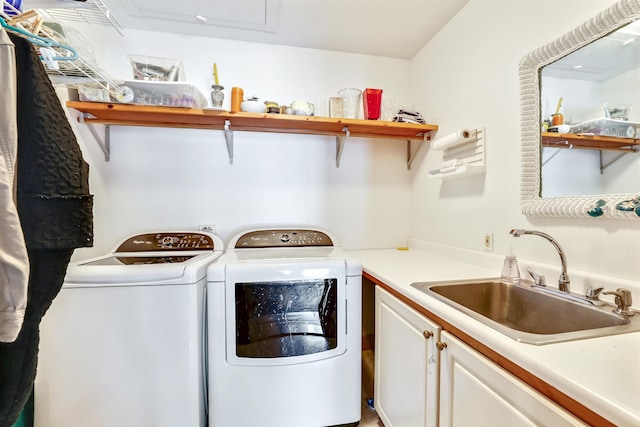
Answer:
[{"left": 0, "top": 33, "right": 93, "bottom": 427}]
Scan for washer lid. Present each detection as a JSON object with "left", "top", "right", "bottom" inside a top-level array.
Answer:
[
  {"left": 65, "top": 251, "right": 222, "bottom": 285},
  {"left": 64, "top": 231, "right": 224, "bottom": 286},
  {"left": 80, "top": 254, "right": 199, "bottom": 266}
]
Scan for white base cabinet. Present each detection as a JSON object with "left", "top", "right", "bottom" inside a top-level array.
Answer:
[
  {"left": 375, "top": 287, "right": 586, "bottom": 427},
  {"left": 374, "top": 287, "right": 440, "bottom": 427},
  {"left": 439, "top": 332, "right": 586, "bottom": 426}
]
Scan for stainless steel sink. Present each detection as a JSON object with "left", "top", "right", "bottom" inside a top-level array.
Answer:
[{"left": 411, "top": 278, "right": 640, "bottom": 345}]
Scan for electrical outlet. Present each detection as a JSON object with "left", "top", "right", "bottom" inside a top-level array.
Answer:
[
  {"left": 199, "top": 224, "right": 216, "bottom": 234},
  {"left": 483, "top": 232, "right": 493, "bottom": 251}
]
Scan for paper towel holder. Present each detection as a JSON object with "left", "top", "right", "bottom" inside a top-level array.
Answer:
[
  {"left": 430, "top": 128, "right": 482, "bottom": 151},
  {"left": 456, "top": 128, "right": 477, "bottom": 141},
  {"left": 428, "top": 127, "right": 485, "bottom": 180}
]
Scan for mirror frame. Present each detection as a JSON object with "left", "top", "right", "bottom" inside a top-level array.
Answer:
[{"left": 519, "top": 0, "right": 640, "bottom": 219}]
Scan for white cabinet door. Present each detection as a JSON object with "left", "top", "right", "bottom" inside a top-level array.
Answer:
[
  {"left": 374, "top": 287, "right": 441, "bottom": 427},
  {"left": 439, "top": 332, "right": 587, "bottom": 427}
]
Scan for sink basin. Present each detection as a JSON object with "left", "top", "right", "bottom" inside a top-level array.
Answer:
[{"left": 411, "top": 279, "right": 640, "bottom": 345}]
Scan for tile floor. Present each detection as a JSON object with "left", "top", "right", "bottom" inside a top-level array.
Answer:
[
  {"left": 359, "top": 396, "right": 384, "bottom": 427},
  {"left": 359, "top": 350, "right": 384, "bottom": 426}
]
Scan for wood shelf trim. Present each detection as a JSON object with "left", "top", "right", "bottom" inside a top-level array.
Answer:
[
  {"left": 542, "top": 132, "right": 639, "bottom": 152},
  {"left": 67, "top": 101, "right": 438, "bottom": 141}
]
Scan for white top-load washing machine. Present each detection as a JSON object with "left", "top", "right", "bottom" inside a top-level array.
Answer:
[
  {"left": 35, "top": 231, "right": 224, "bottom": 427},
  {"left": 207, "top": 228, "right": 362, "bottom": 427}
]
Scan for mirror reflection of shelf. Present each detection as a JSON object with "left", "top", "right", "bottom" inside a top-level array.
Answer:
[
  {"left": 541, "top": 132, "right": 639, "bottom": 153},
  {"left": 520, "top": 0, "right": 640, "bottom": 220}
]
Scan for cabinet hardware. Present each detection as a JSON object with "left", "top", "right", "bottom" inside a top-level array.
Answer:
[
  {"left": 423, "top": 330, "right": 433, "bottom": 339},
  {"left": 436, "top": 341, "right": 447, "bottom": 351}
]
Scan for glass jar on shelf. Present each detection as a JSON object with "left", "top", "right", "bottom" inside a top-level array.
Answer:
[{"left": 210, "top": 84, "right": 224, "bottom": 108}]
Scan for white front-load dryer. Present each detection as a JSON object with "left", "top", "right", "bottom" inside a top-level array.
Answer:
[
  {"left": 35, "top": 231, "right": 224, "bottom": 427},
  {"left": 207, "top": 228, "right": 362, "bottom": 427}
]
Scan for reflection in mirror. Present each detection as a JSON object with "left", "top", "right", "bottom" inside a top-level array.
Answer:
[
  {"left": 540, "top": 19, "right": 640, "bottom": 198},
  {"left": 519, "top": 0, "right": 640, "bottom": 219}
]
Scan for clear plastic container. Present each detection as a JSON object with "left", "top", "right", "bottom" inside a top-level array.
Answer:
[
  {"left": 128, "top": 54, "right": 184, "bottom": 82},
  {"left": 500, "top": 255, "right": 521, "bottom": 283},
  {"left": 338, "top": 88, "right": 362, "bottom": 119}
]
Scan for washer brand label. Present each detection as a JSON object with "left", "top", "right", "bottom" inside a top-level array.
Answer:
[{"left": 132, "top": 240, "right": 153, "bottom": 245}]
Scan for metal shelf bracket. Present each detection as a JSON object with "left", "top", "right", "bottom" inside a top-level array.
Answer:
[
  {"left": 407, "top": 132, "right": 430, "bottom": 170},
  {"left": 79, "top": 112, "right": 110, "bottom": 161},
  {"left": 600, "top": 147, "right": 638, "bottom": 174},
  {"left": 224, "top": 120, "right": 234, "bottom": 165},
  {"left": 336, "top": 127, "right": 350, "bottom": 167}
]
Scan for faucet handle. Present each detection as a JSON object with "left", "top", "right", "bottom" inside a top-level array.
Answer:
[
  {"left": 586, "top": 286, "right": 604, "bottom": 300},
  {"left": 526, "top": 267, "right": 546, "bottom": 287},
  {"left": 602, "top": 288, "right": 634, "bottom": 316}
]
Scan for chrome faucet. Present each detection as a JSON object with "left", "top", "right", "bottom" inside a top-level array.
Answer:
[
  {"left": 510, "top": 229, "right": 571, "bottom": 293},
  {"left": 602, "top": 288, "right": 635, "bottom": 316}
]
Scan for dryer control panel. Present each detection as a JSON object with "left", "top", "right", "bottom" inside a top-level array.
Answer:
[
  {"left": 235, "top": 229, "right": 333, "bottom": 248},
  {"left": 116, "top": 233, "right": 216, "bottom": 252}
]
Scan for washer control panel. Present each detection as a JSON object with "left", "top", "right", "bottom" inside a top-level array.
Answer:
[
  {"left": 235, "top": 229, "right": 333, "bottom": 248},
  {"left": 116, "top": 232, "right": 216, "bottom": 252}
]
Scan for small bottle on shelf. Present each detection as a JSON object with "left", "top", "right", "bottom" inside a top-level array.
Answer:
[
  {"left": 230, "top": 87, "right": 244, "bottom": 112},
  {"left": 210, "top": 84, "right": 224, "bottom": 108}
]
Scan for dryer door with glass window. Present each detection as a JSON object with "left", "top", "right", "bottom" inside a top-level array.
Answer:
[{"left": 224, "top": 259, "right": 347, "bottom": 366}]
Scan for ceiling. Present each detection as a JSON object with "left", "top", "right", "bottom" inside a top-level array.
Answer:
[{"left": 96, "top": 0, "right": 469, "bottom": 59}]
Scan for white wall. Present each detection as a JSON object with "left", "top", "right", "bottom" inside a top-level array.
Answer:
[
  {"left": 67, "top": 27, "right": 416, "bottom": 259},
  {"left": 67, "top": 1, "right": 640, "bottom": 285},
  {"left": 409, "top": 0, "right": 640, "bottom": 282}
]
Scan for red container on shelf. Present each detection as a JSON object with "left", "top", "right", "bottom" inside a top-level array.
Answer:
[{"left": 363, "top": 88, "right": 383, "bottom": 120}]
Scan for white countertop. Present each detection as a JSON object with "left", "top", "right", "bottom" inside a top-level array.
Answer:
[{"left": 348, "top": 242, "right": 640, "bottom": 426}]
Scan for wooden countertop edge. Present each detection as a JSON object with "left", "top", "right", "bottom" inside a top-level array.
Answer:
[{"left": 364, "top": 271, "right": 615, "bottom": 427}]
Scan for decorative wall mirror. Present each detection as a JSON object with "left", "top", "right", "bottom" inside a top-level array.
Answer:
[{"left": 519, "top": 0, "right": 640, "bottom": 219}]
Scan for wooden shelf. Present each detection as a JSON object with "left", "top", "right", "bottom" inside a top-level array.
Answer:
[
  {"left": 67, "top": 102, "right": 437, "bottom": 140},
  {"left": 67, "top": 101, "right": 438, "bottom": 168},
  {"left": 542, "top": 132, "right": 639, "bottom": 152}
]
